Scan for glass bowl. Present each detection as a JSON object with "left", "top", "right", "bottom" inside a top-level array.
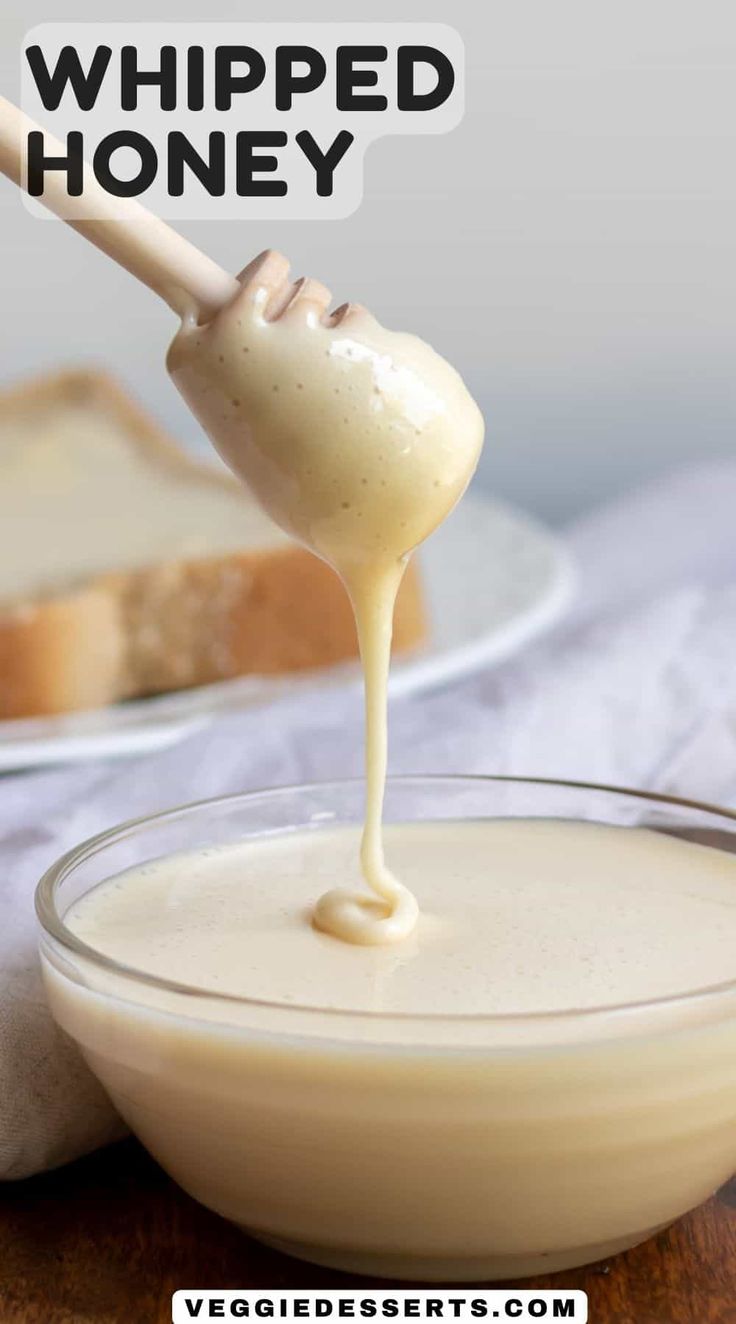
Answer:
[{"left": 36, "top": 776, "right": 736, "bottom": 1281}]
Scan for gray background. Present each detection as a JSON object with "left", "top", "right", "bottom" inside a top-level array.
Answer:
[{"left": 2, "top": 0, "right": 735, "bottom": 522}]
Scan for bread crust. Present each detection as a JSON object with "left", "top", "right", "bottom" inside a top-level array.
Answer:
[
  {"left": 0, "top": 589, "right": 124, "bottom": 719},
  {"left": 0, "top": 370, "right": 426, "bottom": 719}
]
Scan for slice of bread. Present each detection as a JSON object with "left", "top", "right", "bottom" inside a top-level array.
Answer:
[{"left": 0, "top": 371, "right": 426, "bottom": 720}]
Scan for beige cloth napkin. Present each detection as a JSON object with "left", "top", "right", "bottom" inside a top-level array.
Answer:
[{"left": 3, "top": 461, "right": 736, "bottom": 1179}]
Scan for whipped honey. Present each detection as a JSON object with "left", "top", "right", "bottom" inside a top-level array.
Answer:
[{"left": 167, "top": 255, "right": 484, "bottom": 942}]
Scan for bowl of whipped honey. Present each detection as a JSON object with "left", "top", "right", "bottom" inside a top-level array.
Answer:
[{"left": 37, "top": 775, "right": 736, "bottom": 1281}]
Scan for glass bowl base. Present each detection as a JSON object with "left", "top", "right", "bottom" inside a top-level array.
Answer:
[{"left": 247, "top": 1223, "right": 670, "bottom": 1282}]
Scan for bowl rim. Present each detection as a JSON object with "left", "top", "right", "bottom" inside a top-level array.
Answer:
[{"left": 35, "top": 773, "right": 736, "bottom": 1030}]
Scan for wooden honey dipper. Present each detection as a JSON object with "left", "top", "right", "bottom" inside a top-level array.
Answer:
[{"left": 0, "top": 93, "right": 350, "bottom": 328}]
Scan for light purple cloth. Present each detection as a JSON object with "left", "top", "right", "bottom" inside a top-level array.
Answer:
[{"left": 3, "top": 461, "right": 736, "bottom": 1178}]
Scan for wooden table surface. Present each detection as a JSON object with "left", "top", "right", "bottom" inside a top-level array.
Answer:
[{"left": 2, "top": 1139, "right": 735, "bottom": 1324}]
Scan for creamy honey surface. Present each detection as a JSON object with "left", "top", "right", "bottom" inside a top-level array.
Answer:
[{"left": 66, "top": 819, "right": 736, "bottom": 1021}]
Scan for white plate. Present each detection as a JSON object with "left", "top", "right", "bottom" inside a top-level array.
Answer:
[{"left": 0, "top": 495, "right": 574, "bottom": 771}]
